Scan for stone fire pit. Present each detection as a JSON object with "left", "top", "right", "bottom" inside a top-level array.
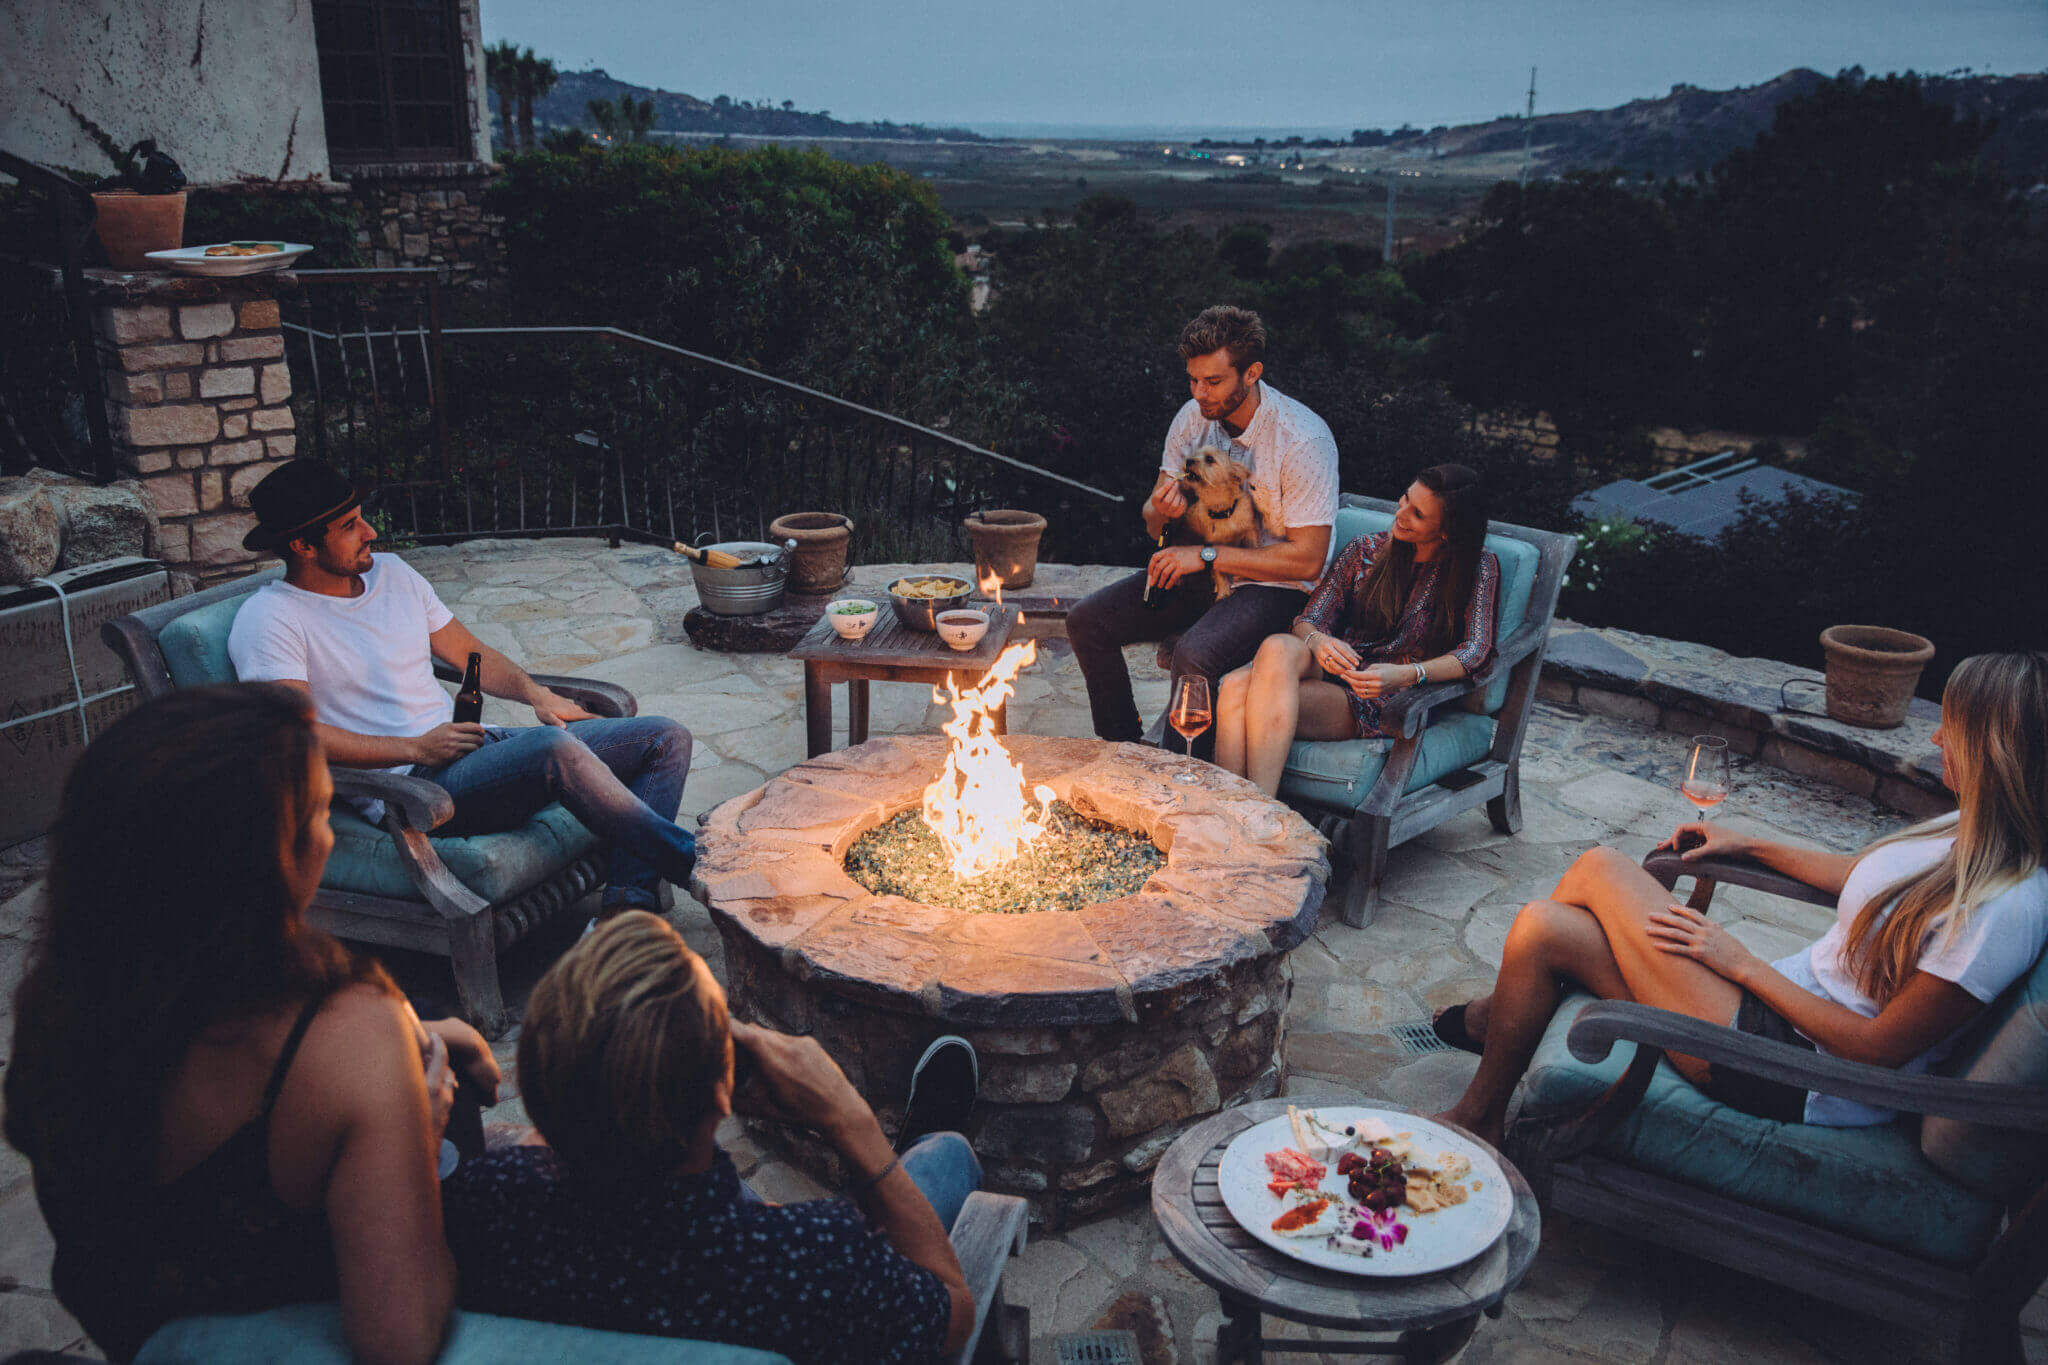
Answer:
[{"left": 691, "top": 734, "right": 1330, "bottom": 1224}]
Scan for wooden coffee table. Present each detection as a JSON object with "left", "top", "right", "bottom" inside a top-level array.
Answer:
[
  {"left": 787, "top": 603, "right": 1020, "bottom": 757},
  {"left": 1153, "top": 1099, "right": 1540, "bottom": 1364}
]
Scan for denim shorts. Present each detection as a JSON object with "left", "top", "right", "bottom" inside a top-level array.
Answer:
[{"left": 1699, "top": 990, "right": 1814, "bottom": 1124}]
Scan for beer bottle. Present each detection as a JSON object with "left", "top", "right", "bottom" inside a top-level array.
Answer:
[
  {"left": 1142, "top": 529, "right": 1171, "bottom": 610},
  {"left": 453, "top": 652, "right": 484, "bottom": 724}
]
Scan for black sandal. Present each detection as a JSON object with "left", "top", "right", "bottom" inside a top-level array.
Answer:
[{"left": 1432, "top": 1003, "right": 1484, "bottom": 1055}]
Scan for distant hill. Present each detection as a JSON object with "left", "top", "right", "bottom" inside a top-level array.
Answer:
[
  {"left": 1403, "top": 68, "right": 2048, "bottom": 182},
  {"left": 518, "top": 69, "right": 988, "bottom": 144}
]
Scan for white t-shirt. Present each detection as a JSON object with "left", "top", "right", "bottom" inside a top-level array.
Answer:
[
  {"left": 1158, "top": 381, "right": 1340, "bottom": 594},
  {"left": 1772, "top": 832, "right": 2048, "bottom": 1125},
  {"left": 228, "top": 555, "right": 458, "bottom": 820}
]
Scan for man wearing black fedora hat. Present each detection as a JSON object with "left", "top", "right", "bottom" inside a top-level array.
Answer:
[{"left": 227, "top": 460, "right": 697, "bottom": 914}]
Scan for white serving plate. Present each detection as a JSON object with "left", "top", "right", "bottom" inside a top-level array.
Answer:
[
  {"left": 1216, "top": 1106, "right": 1514, "bottom": 1277},
  {"left": 144, "top": 242, "right": 314, "bottom": 276}
]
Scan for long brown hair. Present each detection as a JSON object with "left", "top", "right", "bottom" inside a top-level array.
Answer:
[
  {"left": 4, "top": 684, "right": 388, "bottom": 1208},
  {"left": 1842, "top": 652, "right": 2048, "bottom": 1004},
  {"left": 1351, "top": 464, "right": 1490, "bottom": 655}
]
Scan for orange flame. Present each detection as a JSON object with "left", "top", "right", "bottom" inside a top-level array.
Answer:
[
  {"left": 977, "top": 567, "right": 1003, "bottom": 605},
  {"left": 921, "top": 639, "right": 1047, "bottom": 879}
]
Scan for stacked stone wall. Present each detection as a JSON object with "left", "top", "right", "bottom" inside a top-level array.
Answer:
[
  {"left": 344, "top": 168, "right": 503, "bottom": 282},
  {"left": 90, "top": 273, "right": 298, "bottom": 584}
]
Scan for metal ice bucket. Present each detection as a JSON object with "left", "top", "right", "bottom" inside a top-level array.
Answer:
[{"left": 688, "top": 540, "right": 789, "bottom": 616}]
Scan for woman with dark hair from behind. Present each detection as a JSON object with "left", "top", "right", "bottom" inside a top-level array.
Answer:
[
  {"left": 3, "top": 683, "right": 484, "bottom": 1364},
  {"left": 1214, "top": 463, "right": 1500, "bottom": 795}
]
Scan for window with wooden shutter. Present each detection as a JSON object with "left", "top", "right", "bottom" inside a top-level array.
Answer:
[{"left": 313, "top": 0, "right": 471, "bottom": 164}]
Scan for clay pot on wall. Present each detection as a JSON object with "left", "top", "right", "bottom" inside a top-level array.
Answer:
[
  {"left": 92, "top": 190, "right": 187, "bottom": 270},
  {"left": 767, "top": 512, "right": 853, "bottom": 593},
  {"left": 962, "top": 509, "right": 1047, "bottom": 590},
  {"left": 1819, "top": 625, "right": 1935, "bottom": 729}
]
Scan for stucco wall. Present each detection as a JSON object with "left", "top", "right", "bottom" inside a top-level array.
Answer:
[{"left": 1, "top": 0, "right": 331, "bottom": 184}]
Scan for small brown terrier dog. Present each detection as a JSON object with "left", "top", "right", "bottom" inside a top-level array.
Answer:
[{"left": 1175, "top": 445, "right": 1259, "bottom": 597}]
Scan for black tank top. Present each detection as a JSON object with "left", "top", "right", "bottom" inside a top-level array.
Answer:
[{"left": 49, "top": 995, "right": 339, "bottom": 1362}]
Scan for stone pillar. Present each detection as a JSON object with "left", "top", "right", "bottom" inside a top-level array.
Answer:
[{"left": 88, "top": 270, "right": 300, "bottom": 586}]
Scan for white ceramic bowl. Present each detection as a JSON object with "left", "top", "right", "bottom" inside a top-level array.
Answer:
[
  {"left": 935, "top": 607, "right": 990, "bottom": 651},
  {"left": 826, "top": 599, "right": 879, "bottom": 640}
]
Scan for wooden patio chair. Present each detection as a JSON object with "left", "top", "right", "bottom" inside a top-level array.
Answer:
[
  {"left": 1273, "top": 494, "right": 1577, "bottom": 926},
  {"left": 1505, "top": 849, "right": 2048, "bottom": 1364},
  {"left": 101, "top": 568, "right": 637, "bottom": 1037}
]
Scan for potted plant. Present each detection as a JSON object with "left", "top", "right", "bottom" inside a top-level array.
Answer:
[
  {"left": 766, "top": 511, "right": 853, "bottom": 593},
  {"left": 91, "top": 139, "right": 187, "bottom": 270},
  {"left": 962, "top": 509, "right": 1047, "bottom": 589},
  {"left": 1819, "top": 625, "right": 1935, "bottom": 729}
]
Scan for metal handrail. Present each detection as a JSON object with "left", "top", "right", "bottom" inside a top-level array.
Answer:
[
  {"left": 439, "top": 325, "right": 1123, "bottom": 503},
  {"left": 0, "top": 150, "right": 115, "bottom": 482}
]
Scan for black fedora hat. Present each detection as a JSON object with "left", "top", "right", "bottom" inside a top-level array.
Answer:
[{"left": 241, "top": 460, "right": 373, "bottom": 551}]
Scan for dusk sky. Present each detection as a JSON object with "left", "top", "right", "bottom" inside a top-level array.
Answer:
[{"left": 480, "top": 0, "right": 2047, "bottom": 133}]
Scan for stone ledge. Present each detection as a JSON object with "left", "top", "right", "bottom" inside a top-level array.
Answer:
[{"left": 1545, "top": 619, "right": 1948, "bottom": 810}]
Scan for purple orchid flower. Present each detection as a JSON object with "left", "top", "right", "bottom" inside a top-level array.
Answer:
[{"left": 1350, "top": 1205, "right": 1408, "bottom": 1250}]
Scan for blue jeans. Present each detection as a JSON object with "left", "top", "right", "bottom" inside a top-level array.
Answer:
[
  {"left": 739, "top": 1132, "right": 983, "bottom": 1233},
  {"left": 416, "top": 717, "right": 695, "bottom": 911}
]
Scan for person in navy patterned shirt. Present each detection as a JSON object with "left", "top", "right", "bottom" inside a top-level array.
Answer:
[
  {"left": 1213, "top": 464, "right": 1499, "bottom": 796},
  {"left": 442, "top": 913, "right": 978, "bottom": 1363}
]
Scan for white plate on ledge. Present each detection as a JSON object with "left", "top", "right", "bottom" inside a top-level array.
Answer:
[
  {"left": 1216, "top": 1105, "right": 1514, "bottom": 1277},
  {"left": 145, "top": 242, "right": 314, "bottom": 276}
]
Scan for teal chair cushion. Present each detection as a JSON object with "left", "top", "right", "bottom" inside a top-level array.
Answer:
[
  {"left": 325, "top": 801, "right": 600, "bottom": 904},
  {"left": 1521, "top": 993, "right": 2005, "bottom": 1267},
  {"left": 1278, "top": 712, "right": 1495, "bottom": 812},
  {"left": 1327, "top": 504, "right": 1540, "bottom": 716},
  {"left": 1922, "top": 940, "right": 2048, "bottom": 1198},
  {"left": 137, "top": 1301, "right": 792, "bottom": 1364},
  {"left": 159, "top": 591, "right": 259, "bottom": 688}
]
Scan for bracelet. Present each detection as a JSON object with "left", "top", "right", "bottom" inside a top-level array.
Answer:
[
  {"left": 1413, "top": 663, "right": 1427, "bottom": 685},
  {"left": 846, "top": 1153, "right": 900, "bottom": 1195}
]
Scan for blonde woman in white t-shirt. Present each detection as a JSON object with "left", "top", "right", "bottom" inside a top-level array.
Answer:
[{"left": 1434, "top": 652, "right": 2048, "bottom": 1145}]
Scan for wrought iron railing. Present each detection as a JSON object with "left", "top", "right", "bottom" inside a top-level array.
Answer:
[
  {"left": 0, "top": 153, "right": 115, "bottom": 481},
  {"left": 280, "top": 270, "right": 1122, "bottom": 563}
]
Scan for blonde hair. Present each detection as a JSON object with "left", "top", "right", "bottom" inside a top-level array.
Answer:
[
  {"left": 1842, "top": 653, "right": 2048, "bottom": 1004},
  {"left": 517, "top": 911, "right": 730, "bottom": 1173}
]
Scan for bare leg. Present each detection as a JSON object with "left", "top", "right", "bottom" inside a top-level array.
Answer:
[
  {"left": 1439, "top": 845, "right": 1747, "bottom": 1144},
  {"left": 1243, "top": 636, "right": 1355, "bottom": 795},
  {"left": 1214, "top": 664, "right": 1254, "bottom": 778}
]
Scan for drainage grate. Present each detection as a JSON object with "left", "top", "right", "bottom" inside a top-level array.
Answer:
[
  {"left": 1389, "top": 1019, "right": 1455, "bottom": 1055},
  {"left": 1054, "top": 1329, "right": 1142, "bottom": 1365}
]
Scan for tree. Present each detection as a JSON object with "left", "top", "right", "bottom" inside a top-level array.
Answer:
[
  {"left": 514, "top": 48, "right": 559, "bottom": 150},
  {"left": 585, "top": 98, "right": 619, "bottom": 142},
  {"left": 484, "top": 41, "right": 521, "bottom": 150},
  {"left": 621, "top": 98, "right": 657, "bottom": 144}
]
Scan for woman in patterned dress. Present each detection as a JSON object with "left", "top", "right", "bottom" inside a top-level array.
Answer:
[{"left": 1214, "top": 464, "right": 1499, "bottom": 796}]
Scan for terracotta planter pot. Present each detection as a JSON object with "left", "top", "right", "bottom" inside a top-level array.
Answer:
[
  {"left": 92, "top": 190, "right": 186, "bottom": 270},
  {"left": 1819, "top": 625, "right": 1934, "bottom": 729},
  {"left": 962, "top": 508, "right": 1047, "bottom": 590},
  {"left": 767, "top": 512, "right": 853, "bottom": 593}
]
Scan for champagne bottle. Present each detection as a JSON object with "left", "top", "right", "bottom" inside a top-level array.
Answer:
[
  {"left": 453, "top": 651, "right": 484, "bottom": 724},
  {"left": 1141, "top": 528, "right": 1170, "bottom": 610}
]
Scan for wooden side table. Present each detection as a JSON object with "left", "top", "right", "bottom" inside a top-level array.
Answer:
[
  {"left": 1153, "top": 1099, "right": 1540, "bottom": 1364},
  {"left": 786, "top": 604, "right": 1020, "bottom": 757}
]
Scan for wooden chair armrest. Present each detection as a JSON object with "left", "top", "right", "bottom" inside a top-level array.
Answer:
[
  {"left": 1569, "top": 1001, "right": 2048, "bottom": 1130},
  {"left": 1641, "top": 851, "right": 1837, "bottom": 908},
  {"left": 1378, "top": 677, "right": 1480, "bottom": 737},
  {"left": 330, "top": 768, "right": 456, "bottom": 831},
  {"left": 528, "top": 675, "right": 637, "bottom": 719},
  {"left": 428, "top": 661, "right": 638, "bottom": 720},
  {"left": 947, "top": 1190, "right": 1029, "bottom": 1365}
]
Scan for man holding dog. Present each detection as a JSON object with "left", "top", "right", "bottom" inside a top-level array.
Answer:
[{"left": 1067, "top": 306, "right": 1339, "bottom": 757}]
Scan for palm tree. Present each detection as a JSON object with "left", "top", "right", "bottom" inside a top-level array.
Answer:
[
  {"left": 484, "top": 41, "right": 521, "bottom": 151},
  {"left": 586, "top": 97, "right": 620, "bottom": 142},
  {"left": 622, "top": 98, "right": 657, "bottom": 144},
  {"left": 514, "top": 48, "right": 559, "bottom": 150}
]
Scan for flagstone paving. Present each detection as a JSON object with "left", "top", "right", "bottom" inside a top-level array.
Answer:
[{"left": 0, "top": 537, "right": 2038, "bottom": 1363}]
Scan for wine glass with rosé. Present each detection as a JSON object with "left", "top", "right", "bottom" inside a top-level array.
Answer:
[
  {"left": 1681, "top": 735, "right": 1731, "bottom": 825},
  {"left": 1168, "top": 675, "right": 1212, "bottom": 783}
]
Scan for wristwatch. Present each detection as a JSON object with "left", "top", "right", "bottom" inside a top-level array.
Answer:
[{"left": 1200, "top": 546, "right": 1218, "bottom": 565}]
